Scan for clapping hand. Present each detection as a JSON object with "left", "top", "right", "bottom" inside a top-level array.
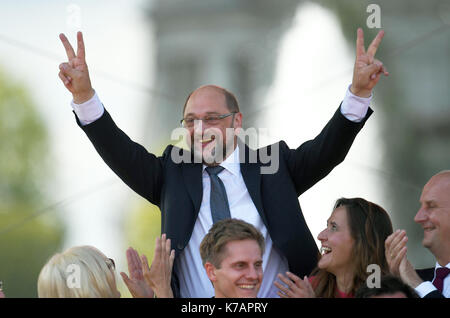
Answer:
[
  {"left": 59, "top": 31, "right": 94, "bottom": 103},
  {"left": 274, "top": 272, "right": 316, "bottom": 298},
  {"left": 120, "top": 247, "right": 155, "bottom": 298},
  {"left": 350, "top": 28, "right": 389, "bottom": 98},
  {"left": 385, "top": 230, "right": 423, "bottom": 288},
  {"left": 142, "top": 234, "right": 175, "bottom": 298}
]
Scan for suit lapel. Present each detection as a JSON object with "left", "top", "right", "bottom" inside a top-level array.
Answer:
[
  {"left": 181, "top": 162, "right": 203, "bottom": 217},
  {"left": 239, "top": 144, "right": 268, "bottom": 227},
  {"left": 180, "top": 144, "right": 267, "bottom": 226}
]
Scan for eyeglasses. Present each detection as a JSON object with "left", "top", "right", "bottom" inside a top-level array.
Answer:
[
  {"left": 106, "top": 258, "right": 115, "bottom": 270},
  {"left": 180, "top": 112, "right": 237, "bottom": 128}
]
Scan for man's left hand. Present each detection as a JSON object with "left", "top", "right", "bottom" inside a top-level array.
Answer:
[{"left": 351, "top": 28, "right": 389, "bottom": 98}]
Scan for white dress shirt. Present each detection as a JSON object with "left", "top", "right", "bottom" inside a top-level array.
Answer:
[
  {"left": 415, "top": 262, "right": 450, "bottom": 298},
  {"left": 71, "top": 85, "right": 371, "bottom": 297}
]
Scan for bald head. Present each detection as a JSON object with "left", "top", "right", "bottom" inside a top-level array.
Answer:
[
  {"left": 428, "top": 170, "right": 450, "bottom": 186},
  {"left": 415, "top": 170, "right": 450, "bottom": 265},
  {"left": 183, "top": 85, "right": 240, "bottom": 116}
]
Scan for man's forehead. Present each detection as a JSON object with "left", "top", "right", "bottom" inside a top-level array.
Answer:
[
  {"left": 421, "top": 175, "right": 450, "bottom": 202},
  {"left": 221, "top": 240, "right": 262, "bottom": 260},
  {"left": 185, "top": 87, "right": 227, "bottom": 111}
]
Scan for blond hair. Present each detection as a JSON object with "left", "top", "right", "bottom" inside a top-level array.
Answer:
[{"left": 37, "top": 246, "right": 119, "bottom": 298}]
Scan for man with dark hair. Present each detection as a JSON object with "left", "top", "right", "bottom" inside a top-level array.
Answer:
[
  {"left": 355, "top": 275, "right": 418, "bottom": 298},
  {"left": 58, "top": 28, "right": 388, "bottom": 297},
  {"left": 200, "top": 218, "right": 265, "bottom": 298}
]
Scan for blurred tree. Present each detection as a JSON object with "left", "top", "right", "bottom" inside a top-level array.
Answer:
[
  {"left": 120, "top": 198, "right": 161, "bottom": 298},
  {"left": 0, "top": 68, "right": 64, "bottom": 297}
]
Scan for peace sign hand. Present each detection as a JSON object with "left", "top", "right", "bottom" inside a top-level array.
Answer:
[
  {"left": 59, "top": 31, "right": 94, "bottom": 104},
  {"left": 350, "top": 28, "right": 389, "bottom": 98}
]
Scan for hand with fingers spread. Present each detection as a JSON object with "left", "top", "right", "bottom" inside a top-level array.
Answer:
[
  {"left": 385, "top": 229, "right": 408, "bottom": 277},
  {"left": 142, "top": 234, "right": 175, "bottom": 298},
  {"left": 120, "top": 247, "right": 155, "bottom": 298},
  {"left": 274, "top": 272, "right": 316, "bottom": 298},
  {"left": 351, "top": 28, "right": 389, "bottom": 98},
  {"left": 59, "top": 31, "right": 94, "bottom": 104}
]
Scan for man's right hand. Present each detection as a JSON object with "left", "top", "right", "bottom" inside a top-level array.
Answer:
[
  {"left": 59, "top": 31, "right": 94, "bottom": 104},
  {"left": 385, "top": 229, "right": 408, "bottom": 276}
]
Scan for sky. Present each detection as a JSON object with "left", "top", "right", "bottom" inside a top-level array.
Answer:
[{"left": 0, "top": 0, "right": 396, "bottom": 288}]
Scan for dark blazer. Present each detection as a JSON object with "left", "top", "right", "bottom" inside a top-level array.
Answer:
[
  {"left": 416, "top": 267, "right": 445, "bottom": 298},
  {"left": 77, "top": 105, "right": 372, "bottom": 297}
]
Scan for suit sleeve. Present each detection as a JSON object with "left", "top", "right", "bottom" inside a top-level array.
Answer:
[
  {"left": 422, "top": 290, "right": 445, "bottom": 298},
  {"left": 75, "top": 109, "right": 166, "bottom": 207},
  {"left": 282, "top": 104, "right": 373, "bottom": 196}
]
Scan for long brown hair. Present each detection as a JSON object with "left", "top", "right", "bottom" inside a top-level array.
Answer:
[{"left": 311, "top": 198, "right": 393, "bottom": 298}]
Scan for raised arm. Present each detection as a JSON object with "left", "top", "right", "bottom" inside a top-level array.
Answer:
[
  {"left": 58, "top": 32, "right": 165, "bottom": 205},
  {"left": 285, "top": 28, "right": 388, "bottom": 195}
]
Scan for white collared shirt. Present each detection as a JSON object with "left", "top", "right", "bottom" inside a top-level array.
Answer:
[
  {"left": 176, "top": 146, "right": 289, "bottom": 297},
  {"left": 415, "top": 262, "right": 450, "bottom": 298},
  {"left": 71, "top": 85, "right": 371, "bottom": 297}
]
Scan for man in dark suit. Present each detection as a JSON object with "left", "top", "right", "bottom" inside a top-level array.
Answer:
[
  {"left": 385, "top": 171, "right": 450, "bottom": 298},
  {"left": 58, "top": 28, "right": 388, "bottom": 297}
]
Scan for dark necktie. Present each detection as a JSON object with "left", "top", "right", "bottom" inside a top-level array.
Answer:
[
  {"left": 206, "top": 166, "right": 231, "bottom": 224},
  {"left": 433, "top": 267, "right": 450, "bottom": 293}
]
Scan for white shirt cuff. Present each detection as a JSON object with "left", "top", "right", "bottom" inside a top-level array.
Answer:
[
  {"left": 340, "top": 84, "right": 372, "bottom": 122},
  {"left": 71, "top": 91, "right": 104, "bottom": 126},
  {"left": 414, "top": 281, "right": 437, "bottom": 298}
]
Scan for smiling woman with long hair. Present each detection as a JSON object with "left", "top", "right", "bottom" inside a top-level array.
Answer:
[{"left": 275, "top": 197, "right": 393, "bottom": 298}]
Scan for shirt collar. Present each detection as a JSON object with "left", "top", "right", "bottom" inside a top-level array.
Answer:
[
  {"left": 202, "top": 146, "right": 241, "bottom": 177},
  {"left": 435, "top": 262, "right": 450, "bottom": 270}
]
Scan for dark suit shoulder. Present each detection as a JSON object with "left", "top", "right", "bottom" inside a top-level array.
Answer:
[
  {"left": 416, "top": 267, "right": 435, "bottom": 282},
  {"left": 423, "top": 290, "right": 445, "bottom": 299}
]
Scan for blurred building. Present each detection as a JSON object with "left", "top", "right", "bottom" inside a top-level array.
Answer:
[{"left": 147, "top": 0, "right": 301, "bottom": 140}]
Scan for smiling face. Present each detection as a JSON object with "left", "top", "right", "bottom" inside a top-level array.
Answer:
[
  {"left": 205, "top": 239, "right": 263, "bottom": 298},
  {"left": 317, "top": 206, "right": 355, "bottom": 278},
  {"left": 183, "top": 86, "right": 242, "bottom": 165},
  {"left": 414, "top": 172, "right": 450, "bottom": 264}
]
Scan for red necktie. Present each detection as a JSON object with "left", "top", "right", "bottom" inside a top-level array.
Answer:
[{"left": 432, "top": 267, "right": 450, "bottom": 292}]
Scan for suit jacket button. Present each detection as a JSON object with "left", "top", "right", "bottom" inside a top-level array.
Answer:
[{"left": 177, "top": 243, "right": 183, "bottom": 250}]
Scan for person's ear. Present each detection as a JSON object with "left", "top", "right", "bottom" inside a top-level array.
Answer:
[
  {"left": 234, "top": 112, "right": 243, "bottom": 129},
  {"left": 205, "top": 262, "right": 218, "bottom": 282}
]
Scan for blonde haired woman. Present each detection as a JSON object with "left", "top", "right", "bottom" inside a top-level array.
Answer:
[
  {"left": 38, "top": 245, "right": 122, "bottom": 298},
  {"left": 38, "top": 235, "right": 174, "bottom": 298}
]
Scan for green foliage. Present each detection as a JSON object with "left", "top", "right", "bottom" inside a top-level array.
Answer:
[
  {"left": 125, "top": 199, "right": 161, "bottom": 259},
  {"left": 0, "top": 69, "right": 48, "bottom": 207},
  {"left": 0, "top": 209, "right": 63, "bottom": 297},
  {"left": 0, "top": 68, "right": 64, "bottom": 297},
  {"left": 119, "top": 198, "right": 161, "bottom": 298}
]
